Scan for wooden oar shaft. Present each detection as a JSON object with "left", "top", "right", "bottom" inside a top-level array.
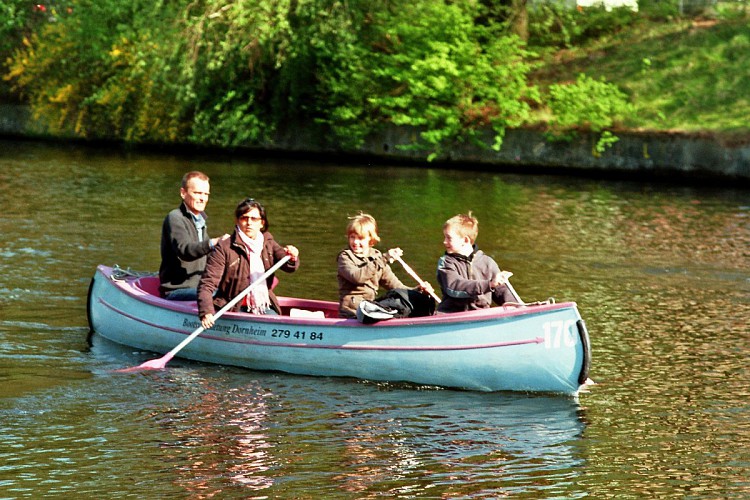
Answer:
[
  {"left": 499, "top": 275, "right": 524, "bottom": 304},
  {"left": 393, "top": 255, "right": 441, "bottom": 304},
  {"left": 505, "top": 280, "right": 525, "bottom": 304},
  {"left": 168, "top": 255, "right": 291, "bottom": 358},
  {"left": 119, "top": 255, "right": 292, "bottom": 372}
]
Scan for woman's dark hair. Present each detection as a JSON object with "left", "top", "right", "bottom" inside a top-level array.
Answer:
[{"left": 235, "top": 197, "right": 269, "bottom": 232}]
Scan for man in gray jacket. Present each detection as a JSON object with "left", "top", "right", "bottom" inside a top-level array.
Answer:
[{"left": 159, "top": 171, "right": 229, "bottom": 300}]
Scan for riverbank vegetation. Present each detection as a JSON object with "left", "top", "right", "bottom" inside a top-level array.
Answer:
[{"left": 2, "top": 0, "right": 748, "bottom": 158}]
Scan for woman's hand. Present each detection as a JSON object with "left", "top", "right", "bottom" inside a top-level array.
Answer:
[
  {"left": 201, "top": 313, "right": 215, "bottom": 329},
  {"left": 284, "top": 245, "right": 299, "bottom": 262}
]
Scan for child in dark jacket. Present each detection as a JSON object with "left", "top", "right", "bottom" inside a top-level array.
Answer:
[{"left": 436, "top": 212, "right": 517, "bottom": 313}]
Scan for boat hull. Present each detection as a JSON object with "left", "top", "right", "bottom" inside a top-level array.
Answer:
[{"left": 88, "top": 265, "right": 591, "bottom": 394}]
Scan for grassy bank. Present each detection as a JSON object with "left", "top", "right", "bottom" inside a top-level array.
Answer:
[{"left": 531, "top": 10, "right": 750, "bottom": 137}]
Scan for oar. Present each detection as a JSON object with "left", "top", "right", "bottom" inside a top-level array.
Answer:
[
  {"left": 117, "top": 255, "right": 291, "bottom": 372},
  {"left": 497, "top": 271, "right": 524, "bottom": 304},
  {"left": 392, "top": 255, "right": 442, "bottom": 304}
]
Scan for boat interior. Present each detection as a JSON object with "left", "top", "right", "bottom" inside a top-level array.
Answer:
[{"left": 132, "top": 275, "right": 340, "bottom": 319}]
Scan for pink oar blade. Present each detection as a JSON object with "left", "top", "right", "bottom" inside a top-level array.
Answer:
[{"left": 113, "top": 353, "right": 174, "bottom": 373}]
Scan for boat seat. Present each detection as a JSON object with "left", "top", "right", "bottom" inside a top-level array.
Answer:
[
  {"left": 134, "top": 276, "right": 162, "bottom": 297},
  {"left": 289, "top": 308, "right": 326, "bottom": 318},
  {"left": 132, "top": 275, "right": 338, "bottom": 318}
]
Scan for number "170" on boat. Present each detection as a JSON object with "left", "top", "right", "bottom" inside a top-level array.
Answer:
[{"left": 543, "top": 320, "right": 578, "bottom": 348}]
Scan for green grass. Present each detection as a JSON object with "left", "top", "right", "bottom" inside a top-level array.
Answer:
[{"left": 530, "top": 12, "right": 750, "bottom": 136}]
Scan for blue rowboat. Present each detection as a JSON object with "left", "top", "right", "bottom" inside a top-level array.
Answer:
[{"left": 87, "top": 265, "right": 591, "bottom": 394}]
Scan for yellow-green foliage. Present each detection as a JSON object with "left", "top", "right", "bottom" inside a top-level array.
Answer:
[
  {"left": 547, "top": 73, "right": 632, "bottom": 151},
  {"left": 5, "top": 0, "right": 638, "bottom": 158}
]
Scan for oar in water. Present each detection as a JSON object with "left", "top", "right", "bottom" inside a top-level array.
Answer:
[
  {"left": 116, "top": 255, "right": 291, "bottom": 372},
  {"left": 392, "top": 254, "right": 442, "bottom": 304}
]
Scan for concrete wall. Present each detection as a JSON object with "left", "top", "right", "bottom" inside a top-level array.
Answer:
[
  {"left": 2, "top": 104, "right": 748, "bottom": 183},
  {"left": 267, "top": 119, "right": 750, "bottom": 183}
]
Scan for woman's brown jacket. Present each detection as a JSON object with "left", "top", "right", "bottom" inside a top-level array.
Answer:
[{"left": 197, "top": 231, "right": 299, "bottom": 318}]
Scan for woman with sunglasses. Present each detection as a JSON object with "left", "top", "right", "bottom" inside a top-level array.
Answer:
[{"left": 197, "top": 198, "right": 299, "bottom": 328}]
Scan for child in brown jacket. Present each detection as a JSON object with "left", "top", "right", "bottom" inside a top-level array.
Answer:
[{"left": 336, "top": 213, "right": 407, "bottom": 318}]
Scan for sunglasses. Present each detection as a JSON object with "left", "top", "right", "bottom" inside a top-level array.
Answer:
[{"left": 239, "top": 215, "right": 263, "bottom": 223}]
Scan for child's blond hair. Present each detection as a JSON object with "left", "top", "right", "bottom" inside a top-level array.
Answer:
[
  {"left": 444, "top": 212, "right": 479, "bottom": 244},
  {"left": 347, "top": 212, "right": 381, "bottom": 245}
]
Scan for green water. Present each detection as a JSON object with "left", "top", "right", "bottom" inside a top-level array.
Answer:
[{"left": 0, "top": 139, "right": 748, "bottom": 498}]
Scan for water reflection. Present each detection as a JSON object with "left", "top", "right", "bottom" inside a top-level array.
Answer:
[
  {"left": 326, "top": 390, "right": 586, "bottom": 497},
  {"left": 131, "top": 367, "right": 586, "bottom": 498},
  {"left": 156, "top": 373, "right": 276, "bottom": 495}
]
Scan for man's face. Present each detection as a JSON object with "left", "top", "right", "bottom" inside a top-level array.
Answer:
[{"left": 181, "top": 178, "right": 210, "bottom": 215}]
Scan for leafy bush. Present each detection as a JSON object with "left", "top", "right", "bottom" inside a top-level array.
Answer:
[
  {"left": 348, "top": 1, "right": 539, "bottom": 158},
  {"left": 547, "top": 73, "right": 632, "bottom": 153},
  {"left": 7, "top": 0, "right": 638, "bottom": 160},
  {"left": 6, "top": 0, "right": 542, "bottom": 158},
  {"left": 1, "top": 1, "right": 29, "bottom": 56},
  {"left": 638, "top": 0, "right": 682, "bottom": 20},
  {"left": 723, "top": 32, "right": 750, "bottom": 61},
  {"left": 0, "top": 1, "right": 63, "bottom": 101},
  {"left": 6, "top": 0, "right": 184, "bottom": 138}
]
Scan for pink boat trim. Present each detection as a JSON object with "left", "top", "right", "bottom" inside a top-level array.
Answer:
[
  {"left": 99, "top": 265, "right": 575, "bottom": 326},
  {"left": 98, "top": 297, "right": 544, "bottom": 352}
]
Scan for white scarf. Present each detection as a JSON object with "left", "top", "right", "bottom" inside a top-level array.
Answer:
[{"left": 236, "top": 227, "right": 271, "bottom": 314}]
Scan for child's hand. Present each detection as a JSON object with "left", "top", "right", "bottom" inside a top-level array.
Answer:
[
  {"left": 418, "top": 281, "right": 435, "bottom": 296},
  {"left": 386, "top": 247, "right": 403, "bottom": 262},
  {"left": 491, "top": 271, "right": 513, "bottom": 289}
]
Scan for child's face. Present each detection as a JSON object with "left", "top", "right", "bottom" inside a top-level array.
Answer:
[
  {"left": 443, "top": 228, "right": 471, "bottom": 255},
  {"left": 348, "top": 232, "right": 373, "bottom": 256}
]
